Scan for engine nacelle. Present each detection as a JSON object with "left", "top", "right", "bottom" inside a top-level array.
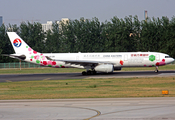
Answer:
[{"left": 94, "top": 64, "right": 114, "bottom": 73}]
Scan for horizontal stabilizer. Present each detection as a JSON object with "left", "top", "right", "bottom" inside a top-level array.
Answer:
[{"left": 2, "top": 54, "right": 26, "bottom": 60}]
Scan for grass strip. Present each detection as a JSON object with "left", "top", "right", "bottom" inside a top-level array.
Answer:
[{"left": 0, "top": 77, "right": 175, "bottom": 100}]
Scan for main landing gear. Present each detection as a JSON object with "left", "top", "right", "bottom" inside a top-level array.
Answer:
[
  {"left": 155, "top": 66, "right": 159, "bottom": 73},
  {"left": 82, "top": 70, "right": 97, "bottom": 75}
]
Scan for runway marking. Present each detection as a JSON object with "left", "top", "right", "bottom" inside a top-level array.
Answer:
[
  {"left": 1, "top": 98, "right": 175, "bottom": 119},
  {"left": 100, "top": 104, "right": 175, "bottom": 116},
  {"left": 50, "top": 105, "right": 101, "bottom": 120},
  {"left": 83, "top": 108, "right": 101, "bottom": 120},
  {"left": 0, "top": 103, "right": 101, "bottom": 120}
]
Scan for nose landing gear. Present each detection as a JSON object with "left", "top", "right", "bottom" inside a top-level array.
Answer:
[{"left": 155, "top": 66, "right": 159, "bottom": 73}]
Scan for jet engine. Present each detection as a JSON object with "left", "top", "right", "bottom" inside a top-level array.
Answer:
[{"left": 94, "top": 64, "right": 114, "bottom": 73}]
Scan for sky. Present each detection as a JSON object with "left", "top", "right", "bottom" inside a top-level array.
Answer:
[{"left": 0, "top": 0, "right": 175, "bottom": 25}]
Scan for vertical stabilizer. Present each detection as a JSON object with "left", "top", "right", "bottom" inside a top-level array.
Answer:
[{"left": 7, "top": 32, "right": 32, "bottom": 54}]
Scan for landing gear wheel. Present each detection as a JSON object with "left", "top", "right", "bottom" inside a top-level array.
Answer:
[
  {"left": 155, "top": 66, "right": 159, "bottom": 73},
  {"left": 92, "top": 71, "right": 97, "bottom": 75},
  {"left": 87, "top": 70, "right": 91, "bottom": 75},
  {"left": 82, "top": 71, "right": 87, "bottom": 75},
  {"left": 82, "top": 70, "right": 97, "bottom": 75},
  {"left": 155, "top": 70, "right": 159, "bottom": 73}
]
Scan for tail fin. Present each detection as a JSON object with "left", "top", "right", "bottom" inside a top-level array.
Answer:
[
  {"left": 6, "top": 32, "right": 54, "bottom": 64},
  {"left": 7, "top": 32, "right": 34, "bottom": 54}
]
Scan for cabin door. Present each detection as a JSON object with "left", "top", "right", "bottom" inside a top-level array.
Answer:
[
  {"left": 124, "top": 54, "right": 128, "bottom": 66},
  {"left": 156, "top": 54, "right": 160, "bottom": 61},
  {"left": 124, "top": 54, "right": 128, "bottom": 61}
]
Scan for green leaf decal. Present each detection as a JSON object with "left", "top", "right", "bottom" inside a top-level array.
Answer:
[
  {"left": 149, "top": 55, "right": 155, "bottom": 62},
  {"left": 36, "top": 60, "right": 40, "bottom": 64}
]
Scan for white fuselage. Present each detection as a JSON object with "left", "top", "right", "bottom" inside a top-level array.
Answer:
[{"left": 24, "top": 52, "right": 174, "bottom": 69}]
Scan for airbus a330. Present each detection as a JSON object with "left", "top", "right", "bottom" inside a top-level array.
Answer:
[{"left": 3, "top": 32, "right": 174, "bottom": 75}]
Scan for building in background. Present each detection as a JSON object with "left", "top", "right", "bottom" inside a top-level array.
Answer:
[
  {"left": 59, "top": 18, "right": 69, "bottom": 32},
  {"left": 42, "top": 21, "right": 53, "bottom": 33},
  {"left": 144, "top": 10, "right": 148, "bottom": 21},
  {"left": 42, "top": 20, "right": 60, "bottom": 33},
  {"left": 0, "top": 16, "right": 3, "bottom": 27},
  {"left": 60, "top": 18, "right": 69, "bottom": 24},
  {"left": 42, "top": 18, "right": 69, "bottom": 33}
]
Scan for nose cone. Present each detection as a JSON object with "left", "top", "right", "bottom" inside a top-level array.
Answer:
[{"left": 166, "top": 58, "right": 174, "bottom": 64}]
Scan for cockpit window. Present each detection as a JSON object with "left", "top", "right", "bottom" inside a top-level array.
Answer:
[{"left": 165, "top": 56, "right": 171, "bottom": 58}]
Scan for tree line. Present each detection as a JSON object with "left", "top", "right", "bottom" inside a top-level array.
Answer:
[{"left": 0, "top": 15, "right": 175, "bottom": 63}]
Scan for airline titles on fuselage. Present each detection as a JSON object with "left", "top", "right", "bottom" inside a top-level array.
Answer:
[
  {"left": 131, "top": 54, "right": 149, "bottom": 57},
  {"left": 83, "top": 54, "right": 122, "bottom": 58}
]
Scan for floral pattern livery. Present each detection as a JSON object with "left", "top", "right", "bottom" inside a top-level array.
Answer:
[
  {"left": 149, "top": 54, "right": 166, "bottom": 66},
  {"left": 149, "top": 55, "right": 155, "bottom": 62},
  {"left": 26, "top": 46, "right": 66, "bottom": 68},
  {"left": 120, "top": 60, "right": 124, "bottom": 65},
  {"left": 156, "top": 59, "right": 165, "bottom": 66},
  {"left": 27, "top": 46, "right": 166, "bottom": 68}
]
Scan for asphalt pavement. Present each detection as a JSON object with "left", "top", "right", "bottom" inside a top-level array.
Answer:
[{"left": 0, "top": 70, "right": 175, "bottom": 82}]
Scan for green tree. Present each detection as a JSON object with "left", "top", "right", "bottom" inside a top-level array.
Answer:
[
  {"left": 165, "top": 17, "right": 175, "bottom": 58},
  {"left": 44, "top": 21, "right": 61, "bottom": 53},
  {"left": 59, "top": 19, "right": 76, "bottom": 52},
  {"left": 103, "top": 16, "right": 137, "bottom": 52},
  {"left": 0, "top": 24, "right": 16, "bottom": 62},
  {"left": 19, "top": 22, "right": 45, "bottom": 52}
]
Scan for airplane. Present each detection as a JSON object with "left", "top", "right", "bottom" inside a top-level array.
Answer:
[{"left": 2, "top": 32, "right": 174, "bottom": 75}]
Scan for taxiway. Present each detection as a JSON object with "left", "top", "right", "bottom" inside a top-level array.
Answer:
[{"left": 0, "top": 97, "right": 175, "bottom": 120}]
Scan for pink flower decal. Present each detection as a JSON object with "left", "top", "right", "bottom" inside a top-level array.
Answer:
[
  {"left": 28, "top": 48, "right": 32, "bottom": 51},
  {"left": 156, "top": 59, "right": 166, "bottom": 66},
  {"left": 42, "top": 56, "right": 46, "bottom": 60},
  {"left": 48, "top": 61, "right": 52, "bottom": 65},
  {"left": 33, "top": 50, "right": 37, "bottom": 54},
  {"left": 34, "top": 55, "right": 40, "bottom": 60}
]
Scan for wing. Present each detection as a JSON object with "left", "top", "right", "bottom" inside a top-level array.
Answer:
[{"left": 54, "top": 59, "right": 111, "bottom": 66}]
